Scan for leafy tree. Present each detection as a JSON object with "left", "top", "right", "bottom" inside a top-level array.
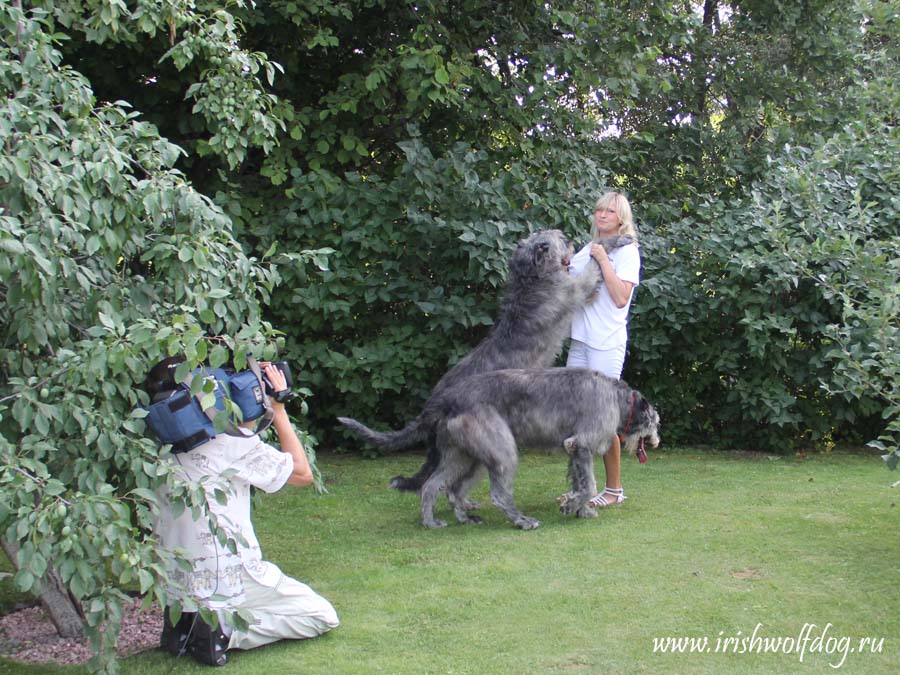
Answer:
[
  {"left": 150, "top": 0, "right": 662, "bottom": 439},
  {"left": 811, "top": 0, "right": 900, "bottom": 468},
  {"left": 0, "top": 2, "right": 309, "bottom": 671},
  {"left": 237, "top": 0, "right": 887, "bottom": 450},
  {"left": 604, "top": 0, "right": 863, "bottom": 206}
]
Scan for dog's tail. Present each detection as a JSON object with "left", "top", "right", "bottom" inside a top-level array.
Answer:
[
  {"left": 337, "top": 415, "right": 428, "bottom": 454},
  {"left": 388, "top": 445, "right": 439, "bottom": 492}
]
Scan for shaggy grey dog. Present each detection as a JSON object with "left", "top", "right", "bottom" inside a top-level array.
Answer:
[
  {"left": 418, "top": 368, "right": 660, "bottom": 530},
  {"left": 339, "top": 229, "right": 634, "bottom": 492}
]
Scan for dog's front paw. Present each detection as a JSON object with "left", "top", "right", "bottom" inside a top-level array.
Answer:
[
  {"left": 515, "top": 516, "right": 541, "bottom": 530},
  {"left": 423, "top": 518, "right": 447, "bottom": 529},
  {"left": 575, "top": 505, "right": 598, "bottom": 519},
  {"left": 560, "top": 493, "right": 595, "bottom": 516},
  {"left": 556, "top": 492, "right": 575, "bottom": 508}
]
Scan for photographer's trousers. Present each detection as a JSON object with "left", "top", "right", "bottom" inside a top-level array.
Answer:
[{"left": 228, "top": 569, "right": 339, "bottom": 650}]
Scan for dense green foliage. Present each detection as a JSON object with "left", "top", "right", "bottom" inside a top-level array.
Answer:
[
  {"left": 220, "top": 0, "right": 895, "bottom": 454},
  {"left": 629, "top": 0, "right": 899, "bottom": 452},
  {"left": 0, "top": 2, "right": 304, "bottom": 672},
  {"left": 1, "top": 0, "right": 898, "bottom": 670}
]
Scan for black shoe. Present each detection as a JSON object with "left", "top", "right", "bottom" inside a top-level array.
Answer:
[
  {"left": 160, "top": 607, "right": 195, "bottom": 656},
  {"left": 188, "top": 614, "right": 229, "bottom": 667}
]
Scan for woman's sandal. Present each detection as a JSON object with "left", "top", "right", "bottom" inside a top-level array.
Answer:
[{"left": 588, "top": 487, "right": 626, "bottom": 508}]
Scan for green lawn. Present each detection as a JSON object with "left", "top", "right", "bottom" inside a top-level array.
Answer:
[{"left": 1, "top": 448, "right": 897, "bottom": 674}]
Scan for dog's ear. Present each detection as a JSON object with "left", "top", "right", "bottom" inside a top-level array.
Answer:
[
  {"left": 636, "top": 394, "right": 659, "bottom": 424},
  {"left": 635, "top": 394, "right": 653, "bottom": 417}
]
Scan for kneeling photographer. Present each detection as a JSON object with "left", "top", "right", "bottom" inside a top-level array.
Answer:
[{"left": 146, "top": 356, "right": 339, "bottom": 667}]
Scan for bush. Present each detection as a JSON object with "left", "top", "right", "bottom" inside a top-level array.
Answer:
[
  {"left": 248, "top": 131, "right": 611, "bottom": 447},
  {"left": 629, "top": 123, "right": 899, "bottom": 451}
]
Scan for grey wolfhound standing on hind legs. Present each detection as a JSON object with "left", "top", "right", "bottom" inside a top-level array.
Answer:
[
  {"left": 338, "top": 229, "right": 635, "bottom": 494},
  {"left": 419, "top": 368, "right": 660, "bottom": 529}
]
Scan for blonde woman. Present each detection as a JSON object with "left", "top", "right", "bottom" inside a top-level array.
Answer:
[{"left": 566, "top": 191, "right": 642, "bottom": 507}]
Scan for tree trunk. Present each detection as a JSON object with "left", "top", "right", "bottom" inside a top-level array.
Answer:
[{"left": 1, "top": 539, "right": 85, "bottom": 638}]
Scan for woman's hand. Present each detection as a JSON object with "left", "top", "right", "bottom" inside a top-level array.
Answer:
[
  {"left": 590, "top": 243, "right": 609, "bottom": 265},
  {"left": 589, "top": 244, "right": 634, "bottom": 308}
]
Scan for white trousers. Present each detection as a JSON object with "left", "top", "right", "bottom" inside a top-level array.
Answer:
[
  {"left": 227, "top": 569, "right": 339, "bottom": 651},
  {"left": 566, "top": 339, "right": 625, "bottom": 380}
]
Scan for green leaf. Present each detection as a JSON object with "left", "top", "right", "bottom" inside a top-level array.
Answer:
[
  {"left": 138, "top": 569, "right": 154, "bottom": 593},
  {"left": 14, "top": 570, "right": 35, "bottom": 593},
  {"left": 0, "top": 237, "right": 25, "bottom": 255},
  {"left": 130, "top": 488, "right": 159, "bottom": 505},
  {"left": 209, "top": 344, "right": 229, "bottom": 369}
]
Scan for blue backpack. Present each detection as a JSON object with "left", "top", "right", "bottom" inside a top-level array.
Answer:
[{"left": 144, "top": 361, "right": 273, "bottom": 454}]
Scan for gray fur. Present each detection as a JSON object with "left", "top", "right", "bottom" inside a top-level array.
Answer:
[
  {"left": 338, "top": 230, "right": 635, "bottom": 491},
  {"left": 417, "top": 368, "right": 660, "bottom": 529}
]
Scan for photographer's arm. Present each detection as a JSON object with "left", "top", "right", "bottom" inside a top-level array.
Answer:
[{"left": 264, "top": 363, "right": 314, "bottom": 488}]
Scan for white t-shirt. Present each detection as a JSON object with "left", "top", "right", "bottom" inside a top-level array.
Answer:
[
  {"left": 569, "top": 241, "right": 641, "bottom": 350},
  {"left": 156, "top": 429, "right": 293, "bottom": 609}
]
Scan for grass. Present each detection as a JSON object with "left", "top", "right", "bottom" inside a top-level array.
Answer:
[{"left": 1, "top": 448, "right": 897, "bottom": 674}]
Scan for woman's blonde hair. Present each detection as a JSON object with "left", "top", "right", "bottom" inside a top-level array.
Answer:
[{"left": 592, "top": 191, "right": 637, "bottom": 241}]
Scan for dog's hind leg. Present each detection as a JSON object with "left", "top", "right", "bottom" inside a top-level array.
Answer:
[
  {"left": 487, "top": 464, "right": 539, "bottom": 530},
  {"left": 447, "top": 462, "right": 486, "bottom": 524},
  {"left": 486, "top": 449, "right": 540, "bottom": 530},
  {"left": 419, "top": 442, "right": 455, "bottom": 528},
  {"left": 449, "top": 466, "right": 481, "bottom": 514},
  {"left": 421, "top": 427, "right": 479, "bottom": 528},
  {"left": 420, "top": 468, "right": 451, "bottom": 529},
  {"left": 446, "top": 407, "right": 540, "bottom": 530}
]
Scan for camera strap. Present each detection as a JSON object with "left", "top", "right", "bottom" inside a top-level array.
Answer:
[{"left": 245, "top": 356, "right": 275, "bottom": 434}]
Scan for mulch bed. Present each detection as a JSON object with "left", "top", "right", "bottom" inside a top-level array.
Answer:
[{"left": 0, "top": 598, "right": 162, "bottom": 666}]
